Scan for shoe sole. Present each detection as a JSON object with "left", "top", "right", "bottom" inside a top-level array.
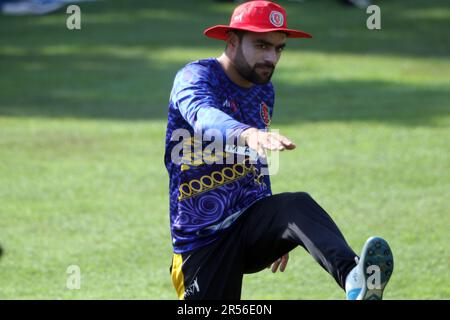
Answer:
[{"left": 358, "top": 236, "right": 394, "bottom": 300}]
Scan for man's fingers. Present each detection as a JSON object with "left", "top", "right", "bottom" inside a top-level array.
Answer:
[
  {"left": 276, "top": 135, "right": 296, "bottom": 150},
  {"left": 279, "top": 254, "right": 289, "bottom": 272},
  {"left": 269, "top": 132, "right": 295, "bottom": 149},
  {"left": 270, "top": 254, "right": 288, "bottom": 273},
  {"left": 261, "top": 139, "right": 284, "bottom": 151},
  {"left": 261, "top": 134, "right": 285, "bottom": 151},
  {"left": 271, "top": 258, "right": 281, "bottom": 273},
  {"left": 244, "top": 130, "right": 295, "bottom": 159},
  {"left": 266, "top": 133, "right": 295, "bottom": 151},
  {"left": 283, "top": 141, "right": 296, "bottom": 150}
]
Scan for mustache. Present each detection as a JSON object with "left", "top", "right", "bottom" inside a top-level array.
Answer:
[{"left": 254, "top": 62, "right": 275, "bottom": 70}]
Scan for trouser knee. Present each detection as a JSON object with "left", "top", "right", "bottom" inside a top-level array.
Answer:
[{"left": 285, "top": 192, "right": 313, "bottom": 208}]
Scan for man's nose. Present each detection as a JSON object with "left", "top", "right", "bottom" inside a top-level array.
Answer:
[{"left": 263, "top": 49, "right": 278, "bottom": 65}]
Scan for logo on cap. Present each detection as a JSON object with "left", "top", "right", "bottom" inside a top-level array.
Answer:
[
  {"left": 260, "top": 101, "right": 271, "bottom": 127},
  {"left": 269, "top": 11, "right": 284, "bottom": 27},
  {"left": 233, "top": 12, "right": 244, "bottom": 23}
]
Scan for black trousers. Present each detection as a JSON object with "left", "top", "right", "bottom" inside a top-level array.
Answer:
[{"left": 171, "top": 192, "right": 357, "bottom": 300}]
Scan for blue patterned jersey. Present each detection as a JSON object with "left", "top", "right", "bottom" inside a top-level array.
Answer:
[{"left": 165, "top": 58, "right": 275, "bottom": 253}]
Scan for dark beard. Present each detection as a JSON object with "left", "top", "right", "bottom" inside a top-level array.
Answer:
[{"left": 233, "top": 45, "right": 275, "bottom": 85}]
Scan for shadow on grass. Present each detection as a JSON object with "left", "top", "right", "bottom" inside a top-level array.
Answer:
[
  {"left": 0, "top": 50, "right": 448, "bottom": 127},
  {"left": 274, "top": 80, "right": 450, "bottom": 126}
]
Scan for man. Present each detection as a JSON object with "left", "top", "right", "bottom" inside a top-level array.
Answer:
[{"left": 165, "top": 0, "right": 393, "bottom": 300}]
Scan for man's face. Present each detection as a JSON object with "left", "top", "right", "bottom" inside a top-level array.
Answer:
[{"left": 232, "top": 31, "right": 287, "bottom": 85}]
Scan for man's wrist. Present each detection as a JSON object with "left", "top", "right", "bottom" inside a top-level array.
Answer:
[{"left": 240, "top": 127, "right": 258, "bottom": 144}]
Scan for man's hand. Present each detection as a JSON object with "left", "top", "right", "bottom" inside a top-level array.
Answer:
[
  {"left": 269, "top": 253, "right": 289, "bottom": 273},
  {"left": 240, "top": 128, "right": 296, "bottom": 159}
]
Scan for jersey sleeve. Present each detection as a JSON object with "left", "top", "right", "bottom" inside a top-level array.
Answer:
[{"left": 171, "top": 64, "right": 251, "bottom": 139}]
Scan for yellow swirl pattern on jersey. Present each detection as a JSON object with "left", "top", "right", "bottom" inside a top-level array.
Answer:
[{"left": 178, "top": 160, "right": 262, "bottom": 201}]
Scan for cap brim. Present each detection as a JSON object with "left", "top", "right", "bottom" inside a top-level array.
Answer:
[{"left": 204, "top": 25, "right": 312, "bottom": 40}]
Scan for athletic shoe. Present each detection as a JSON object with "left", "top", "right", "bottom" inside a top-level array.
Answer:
[{"left": 345, "top": 236, "right": 394, "bottom": 300}]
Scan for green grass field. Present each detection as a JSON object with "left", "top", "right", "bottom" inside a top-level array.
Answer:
[{"left": 1, "top": 0, "right": 449, "bottom": 299}]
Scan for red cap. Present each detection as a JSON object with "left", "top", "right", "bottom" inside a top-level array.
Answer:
[{"left": 204, "top": 0, "right": 312, "bottom": 40}]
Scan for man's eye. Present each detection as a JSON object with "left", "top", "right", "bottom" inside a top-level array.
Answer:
[
  {"left": 257, "top": 44, "right": 267, "bottom": 49},
  {"left": 277, "top": 47, "right": 285, "bottom": 53}
]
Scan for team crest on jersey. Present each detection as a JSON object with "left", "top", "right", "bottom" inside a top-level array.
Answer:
[
  {"left": 260, "top": 101, "right": 271, "bottom": 127},
  {"left": 223, "top": 98, "right": 238, "bottom": 113},
  {"left": 269, "top": 11, "right": 284, "bottom": 27}
]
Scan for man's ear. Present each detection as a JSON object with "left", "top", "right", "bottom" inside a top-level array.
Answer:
[{"left": 226, "top": 31, "right": 240, "bottom": 49}]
